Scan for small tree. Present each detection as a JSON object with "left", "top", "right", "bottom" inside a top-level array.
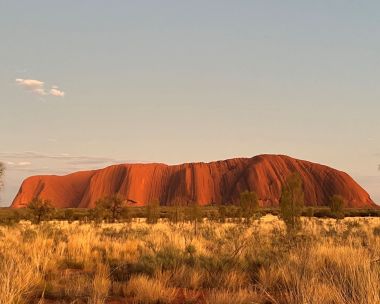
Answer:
[
  {"left": 146, "top": 199, "right": 160, "bottom": 224},
  {"left": 280, "top": 173, "right": 304, "bottom": 232},
  {"left": 188, "top": 202, "right": 202, "bottom": 235},
  {"left": 0, "top": 162, "right": 4, "bottom": 197},
  {"left": 239, "top": 190, "right": 259, "bottom": 224},
  {"left": 169, "top": 198, "right": 185, "bottom": 224},
  {"left": 95, "top": 194, "right": 124, "bottom": 222},
  {"left": 218, "top": 205, "right": 227, "bottom": 223},
  {"left": 330, "top": 195, "right": 345, "bottom": 218},
  {"left": 28, "top": 197, "right": 53, "bottom": 224}
]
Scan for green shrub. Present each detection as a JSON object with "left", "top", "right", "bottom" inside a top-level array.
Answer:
[
  {"left": 27, "top": 197, "right": 53, "bottom": 224},
  {"left": 239, "top": 190, "right": 259, "bottom": 224},
  {"left": 329, "top": 194, "right": 345, "bottom": 219},
  {"left": 155, "top": 245, "right": 183, "bottom": 271},
  {"left": 95, "top": 194, "right": 124, "bottom": 222},
  {"left": 279, "top": 173, "right": 304, "bottom": 232}
]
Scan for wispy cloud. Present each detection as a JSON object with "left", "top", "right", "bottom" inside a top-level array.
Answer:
[
  {"left": 50, "top": 85, "right": 65, "bottom": 97},
  {"left": 0, "top": 151, "right": 121, "bottom": 165},
  {"left": 18, "top": 161, "right": 32, "bottom": 166},
  {"left": 5, "top": 161, "right": 32, "bottom": 167},
  {"left": 0, "top": 152, "right": 150, "bottom": 205},
  {"left": 0, "top": 152, "right": 122, "bottom": 177},
  {"left": 15, "top": 79, "right": 65, "bottom": 97},
  {"left": 15, "top": 78, "right": 46, "bottom": 95}
]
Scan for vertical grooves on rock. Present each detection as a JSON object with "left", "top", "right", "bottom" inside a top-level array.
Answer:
[{"left": 10, "top": 155, "right": 376, "bottom": 208}]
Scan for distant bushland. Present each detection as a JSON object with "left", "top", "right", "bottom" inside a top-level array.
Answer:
[{"left": 1, "top": 204, "right": 380, "bottom": 225}]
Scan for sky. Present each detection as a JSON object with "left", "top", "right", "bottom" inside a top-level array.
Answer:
[{"left": 1, "top": 1, "right": 380, "bottom": 206}]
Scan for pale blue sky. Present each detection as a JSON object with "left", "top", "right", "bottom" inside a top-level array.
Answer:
[{"left": 1, "top": 1, "right": 380, "bottom": 205}]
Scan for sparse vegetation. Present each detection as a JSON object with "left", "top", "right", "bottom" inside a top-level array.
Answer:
[
  {"left": 0, "top": 215, "right": 379, "bottom": 303},
  {"left": 1, "top": 205, "right": 379, "bottom": 224}
]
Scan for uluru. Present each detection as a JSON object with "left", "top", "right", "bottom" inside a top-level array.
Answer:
[{"left": 11, "top": 154, "right": 376, "bottom": 209}]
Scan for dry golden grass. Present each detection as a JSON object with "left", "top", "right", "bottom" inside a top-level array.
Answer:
[
  {"left": 124, "top": 274, "right": 176, "bottom": 303},
  {"left": 204, "top": 288, "right": 259, "bottom": 304},
  {"left": 90, "top": 262, "right": 110, "bottom": 304},
  {"left": 0, "top": 215, "right": 379, "bottom": 303}
]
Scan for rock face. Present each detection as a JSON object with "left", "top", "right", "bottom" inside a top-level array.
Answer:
[{"left": 11, "top": 155, "right": 376, "bottom": 208}]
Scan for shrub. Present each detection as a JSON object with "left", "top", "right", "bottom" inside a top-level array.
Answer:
[
  {"left": 95, "top": 194, "right": 124, "bottom": 222},
  {"left": 146, "top": 199, "right": 160, "bottom": 224},
  {"left": 187, "top": 202, "right": 202, "bottom": 235},
  {"left": 279, "top": 173, "right": 304, "bottom": 232},
  {"left": 155, "top": 245, "right": 183, "bottom": 271},
  {"left": 329, "top": 195, "right": 345, "bottom": 219},
  {"left": 238, "top": 190, "right": 259, "bottom": 224},
  {"left": 217, "top": 205, "right": 227, "bottom": 223},
  {"left": 304, "top": 207, "right": 315, "bottom": 217},
  {"left": 120, "top": 206, "right": 131, "bottom": 223},
  {"left": 168, "top": 199, "right": 185, "bottom": 224},
  {"left": 27, "top": 197, "right": 53, "bottom": 224}
]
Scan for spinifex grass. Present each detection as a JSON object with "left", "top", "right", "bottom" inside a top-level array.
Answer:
[{"left": 0, "top": 216, "right": 379, "bottom": 303}]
